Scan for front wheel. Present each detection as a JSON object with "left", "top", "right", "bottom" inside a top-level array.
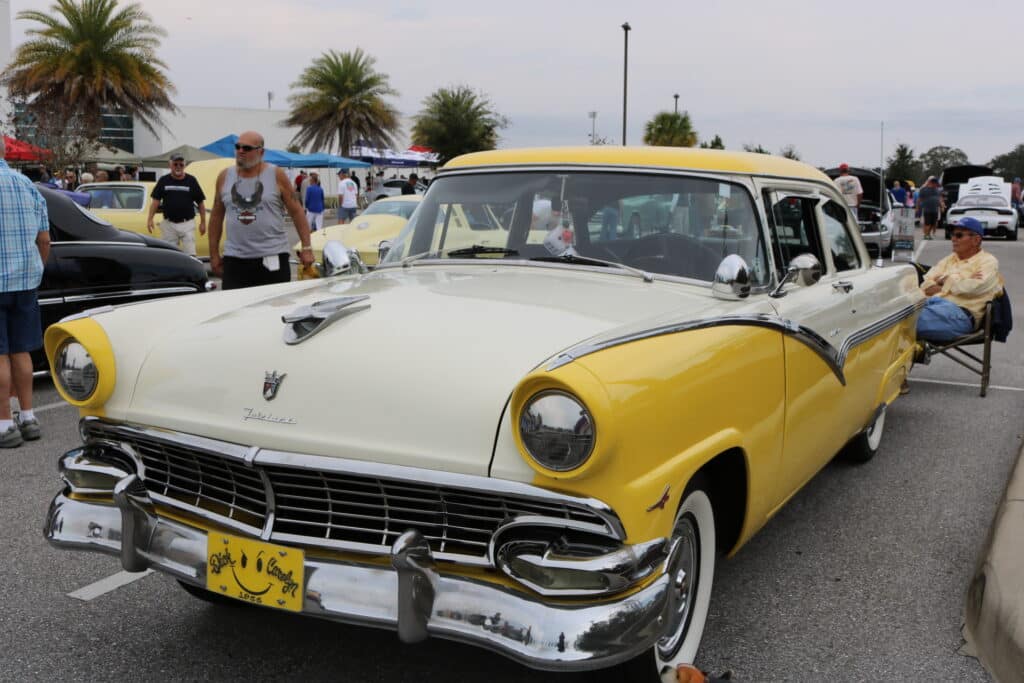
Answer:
[
  {"left": 600, "top": 486, "right": 716, "bottom": 682},
  {"left": 842, "top": 404, "right": 886, "bottom": 464}
]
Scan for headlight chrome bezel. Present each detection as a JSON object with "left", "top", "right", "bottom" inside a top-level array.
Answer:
[{"left": 518, "top": 390, "right": 596, "bottom": 473}]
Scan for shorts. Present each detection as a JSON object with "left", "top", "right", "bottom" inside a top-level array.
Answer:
[
  {"left": 0, "top": 289, "right": 43, "bottom": 354},
  {"left": 923, "top": 211, "right": 939, "bottom": 226},
  {"left": 339, "top": 206, "right": 357, "bottom": 221},
  {"left": 222, "top": 254, "right": 291, "bottom": 290}
]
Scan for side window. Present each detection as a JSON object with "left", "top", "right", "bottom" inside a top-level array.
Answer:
[
  {"left": 820, "top": 200, "right": 862, "bottom": 271},
  {"left": 767, "top": 194, "right": 826, "bottom": 273}
]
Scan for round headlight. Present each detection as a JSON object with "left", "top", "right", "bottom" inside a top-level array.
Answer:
[
  {"left": 519, "top": 391, "right": 596, "bottom": 472},
  {"left": 55, "top": 340, "right": 98, "bottom": 401}
]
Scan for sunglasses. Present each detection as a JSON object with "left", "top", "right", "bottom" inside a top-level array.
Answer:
[
  {"left": 951, "top": 231, "right": 977, "bottom": 239},
  {"left": 234, "top": 144, "right": 263, "bottom": 152}
]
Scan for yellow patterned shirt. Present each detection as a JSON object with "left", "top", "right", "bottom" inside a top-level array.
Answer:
[{"left": 920, "top": 250, "right": 1003, "bottom": 321}]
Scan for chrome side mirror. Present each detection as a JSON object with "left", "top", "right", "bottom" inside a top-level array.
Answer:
[
  {"left": 770, "top": 253, "right": 822, "bottom": 298},
  {"left": 377, "top": 240, "right": 392, "bottom": 264},
  {"left": 321, "top": 240, "right": 366, "bottom": 277},
  {"left": 711, "top": 254, "right": 751, "bottom": 300}
]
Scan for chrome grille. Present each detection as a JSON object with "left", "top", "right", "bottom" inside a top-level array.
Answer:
[
  {"left": 83, "top": 420, "right": 617, "bottom": 563},
  {"left": 266, "top": 466, "right": 607, "bottom": 558}
]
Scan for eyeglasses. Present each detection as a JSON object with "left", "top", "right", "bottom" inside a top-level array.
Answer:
[
  {"left": 951, "top": 232, "right": 976, "bottom": 239},
  {"left": 234, "top": 144, "right": 263, "bottom": 152},
  {"left": 171, "top": 161, "right": 185, "bottom": 166}
]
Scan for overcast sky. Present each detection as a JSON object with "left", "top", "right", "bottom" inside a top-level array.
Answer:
[{"left": 8, "top": 0, "right": 1024, "bottom": 167}]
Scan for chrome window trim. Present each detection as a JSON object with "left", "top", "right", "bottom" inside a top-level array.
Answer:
[
  {"left": 53, "top": 240, "right": 147, "bottom": 248},
  {"left": 547, "top": 302, "right": 921, "bottom": 385}
]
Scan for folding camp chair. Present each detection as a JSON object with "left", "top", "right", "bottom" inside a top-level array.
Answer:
[{"left": 918, "top": 289, "right": 1012, "bottom": 397}]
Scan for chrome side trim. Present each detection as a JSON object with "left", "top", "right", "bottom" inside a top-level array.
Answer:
[
  {"left": 547, "top": 313, "right": 843, "bottom": 383},
  {"left": 547, "top": 302, "right": 921, "bottom": 386},
  {"left": 63, "top": 286, "right": 200, "bottom": 304},
  {"left": 39, "top": 297, "right": 63, "bottom": 306}
]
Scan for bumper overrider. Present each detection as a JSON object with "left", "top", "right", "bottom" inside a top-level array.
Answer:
[{"left": 45, "top": 421, "right": 674, "bottom": 671}]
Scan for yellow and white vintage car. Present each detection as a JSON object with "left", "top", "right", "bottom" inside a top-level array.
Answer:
[
  {"left": 44, "top": 147, "right": 922, "bottom": 679},
  {"left": 298, "top": 194, "right": 423, "bottom": 268}
]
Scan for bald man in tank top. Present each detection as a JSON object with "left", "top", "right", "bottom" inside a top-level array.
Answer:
[{"left": 208, "top": 131, "right": 315, "bottom": 289}]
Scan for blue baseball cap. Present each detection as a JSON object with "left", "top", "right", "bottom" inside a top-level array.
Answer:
[{"left": 955, "top": 216, "right": 984, "bottom": 236}]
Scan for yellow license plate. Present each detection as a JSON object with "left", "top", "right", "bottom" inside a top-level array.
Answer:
[{"left": 206, "top": 531, "right": 305, "bottom": 612}]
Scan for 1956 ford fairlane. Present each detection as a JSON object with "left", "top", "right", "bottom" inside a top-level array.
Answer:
[{"left": 44, "top": 147, "right": 922, "bottom": 680}]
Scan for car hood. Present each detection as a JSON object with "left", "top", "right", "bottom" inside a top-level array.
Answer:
[
  {"left": 825, "top": 167, "right": 885, "bottom": 207},
  {"left": 121, "top": 264, "right": 770, "bottom": 476},
  {"left": 940, "top": 165, "right": 993, "bottom": 186}
]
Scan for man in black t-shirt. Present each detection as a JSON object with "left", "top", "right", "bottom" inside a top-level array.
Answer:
[{"left": 147, "top": 153, "right": 207, "bottom": 255}]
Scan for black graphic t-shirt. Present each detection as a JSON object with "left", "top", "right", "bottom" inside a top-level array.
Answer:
[{"left": 151, "top": 173, "right": 205, "bottom": 222}]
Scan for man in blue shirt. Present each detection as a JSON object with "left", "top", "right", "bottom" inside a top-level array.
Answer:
[
  {"left": 891, "top": 180, "right": 907, "bottom": 207},
  {"left": 0, "top": 138, "right": 51, "bottom": 447},
  {"left": 303, "top": 172, "right": 325, "bottom": 231}
]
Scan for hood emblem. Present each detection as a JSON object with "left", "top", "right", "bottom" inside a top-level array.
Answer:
[{"left": 263, "top": 371, "right": 287, "bottom": 401}]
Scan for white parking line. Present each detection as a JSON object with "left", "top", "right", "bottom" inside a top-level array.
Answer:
[
  {"left": 34, "top": 400, "right": 74, "bottom": 414},
  {"left": 68, "top": 569, "right": 153, "bottom": 601},
  {"left": 908, "top": 377, "right": 1024, "bottom": 392}
]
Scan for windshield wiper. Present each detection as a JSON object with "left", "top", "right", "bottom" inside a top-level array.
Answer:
[
  {"left": 529, "top": 253, "right": 654, "bottom": 282},
  {"left": 447, "top": 245, "right": 520, "bottom": 258}
]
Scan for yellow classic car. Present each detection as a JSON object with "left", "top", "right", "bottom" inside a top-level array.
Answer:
[
  {"left": 298, "top": 194, "right": 422, "bottom": 268},
  {"left": 44, "top": 147, "right": 922, "bottom": 680},
  {"left": 78, "top": 180, "right": 211, "bottom": 258}
]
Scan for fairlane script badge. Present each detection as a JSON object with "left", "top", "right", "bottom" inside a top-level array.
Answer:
[
  {"left": 243, "top": 408, "right": 297, "bottom": 425},
  {"left": 263, "top": 371, "right": 286, "bottom": 401}
]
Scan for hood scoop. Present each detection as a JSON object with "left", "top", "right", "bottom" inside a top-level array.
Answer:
[{"left": 282, "top": 295, "right": 371, "bottom": 345}]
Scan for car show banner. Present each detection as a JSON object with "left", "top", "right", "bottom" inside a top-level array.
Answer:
[{"left": 891, "top": 207, "right": 916, "bottom": 262}]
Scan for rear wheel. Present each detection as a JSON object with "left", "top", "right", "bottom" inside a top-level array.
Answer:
[
  {"left": 1007, "top": 227, "right": 1018, "bottom": 242},
  {"left": 842, "top": 404, "right": 886, "bottom": 464},
  {"left": 598, "top": 486, "right": 716, "bottom": 682}
]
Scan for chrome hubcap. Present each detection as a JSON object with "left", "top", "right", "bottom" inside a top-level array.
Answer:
[{"left": 657, "top": 514, "right": 698, "bottom": 660}]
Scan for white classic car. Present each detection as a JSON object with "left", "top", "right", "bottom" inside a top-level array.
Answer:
[
  {"left": 44, "top": 147, "right": 922, "bottom": 680},
  {"left": 945, "top": 176, "right": 1018, "bottom": 241}
]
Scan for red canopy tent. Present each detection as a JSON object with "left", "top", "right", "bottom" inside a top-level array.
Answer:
[{"left": 2, "top": 135, "right": 51, "bottom": 163}]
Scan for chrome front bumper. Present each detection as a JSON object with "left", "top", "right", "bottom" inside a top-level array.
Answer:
[{"left": 45, "top": 488, "right": 672, "bottom": 671}]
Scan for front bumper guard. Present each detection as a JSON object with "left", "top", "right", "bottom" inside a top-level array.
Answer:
[{"left": 46, "top": 481, "right": 673, "bottom": 671}]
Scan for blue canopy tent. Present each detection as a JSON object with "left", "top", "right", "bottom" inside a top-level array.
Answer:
[{"left": 200, "top": 136, "right": 368, "bottom": 169}]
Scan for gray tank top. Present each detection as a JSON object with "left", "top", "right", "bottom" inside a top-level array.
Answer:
[{"left": 221, "top": 164, "right": 289, "bottom": 258}]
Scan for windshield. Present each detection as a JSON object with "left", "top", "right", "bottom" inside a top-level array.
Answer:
[
  {"left": 363, "top": 198, "right": 420, "bottom": 219},
  {"left": 380, "top": 171, "right": 769, "bottom": 284},
  {"left": 957, "top": 195, "right": 1007, "bottom": 208}
]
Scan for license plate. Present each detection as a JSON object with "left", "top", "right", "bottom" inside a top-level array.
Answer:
[{"left": 206, "top": 531, "right": 305, "bottom": 611}]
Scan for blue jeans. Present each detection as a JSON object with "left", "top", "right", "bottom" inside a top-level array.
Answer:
[{"left": 917, "top": 296, "right": 975, "bottom": 341}]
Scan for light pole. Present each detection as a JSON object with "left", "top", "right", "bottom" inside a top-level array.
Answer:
[
  {"left": 621, "top": 22, "right": 630, "bottom": 146},
  {"left": 673, "top": 93, "right": 679, "bottom": 114},
  {"left": 588, "top": 111, "right": 597, "bottom": 144}
]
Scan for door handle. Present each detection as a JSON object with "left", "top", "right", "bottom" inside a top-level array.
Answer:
[{"left": 832, "top": 280, "right": 854, "bottom": 293}]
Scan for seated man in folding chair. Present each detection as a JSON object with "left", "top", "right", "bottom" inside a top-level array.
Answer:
[{"left": 917, "top": 217, "right": 1003, "bottom": 340}]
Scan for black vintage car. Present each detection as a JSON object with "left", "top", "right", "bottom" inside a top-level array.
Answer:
[{"left": 34, "top": 184, "right": 211, "bottom": 369}]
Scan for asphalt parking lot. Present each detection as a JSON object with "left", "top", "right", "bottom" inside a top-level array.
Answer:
[{"left": 3, "top": 235, "right": 1021, "bottom": 682}]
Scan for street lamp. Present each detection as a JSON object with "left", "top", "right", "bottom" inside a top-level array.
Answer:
[
  {"left": 621, "top": 22, "right": 630, "bottom": 146},
  {"left": 673, "top": 93, "right": 679, "bottom": 114},
  {"left": 588, "top": 111, "right": 597, "bottom": 144}
]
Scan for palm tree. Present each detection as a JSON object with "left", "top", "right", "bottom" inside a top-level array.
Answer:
[
  {"left": 642, "top": 111, "right": 697, "bottom": 147},
  {"left": 283, "top": 48, "right": 400, "bottom": 156},
  {"left": 1, "top": 0, "right": 176, "bottom": 140},
  {"left": 411, "top": 86, "right": 508, "bottom": 165}
]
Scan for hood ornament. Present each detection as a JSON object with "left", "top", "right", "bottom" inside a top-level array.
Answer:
[
  {"left": 263, "top": 371, "right": 287, "bottom": 401},
  {"left": 282, "top": 295, "right": 371, "bottom": 345}
]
